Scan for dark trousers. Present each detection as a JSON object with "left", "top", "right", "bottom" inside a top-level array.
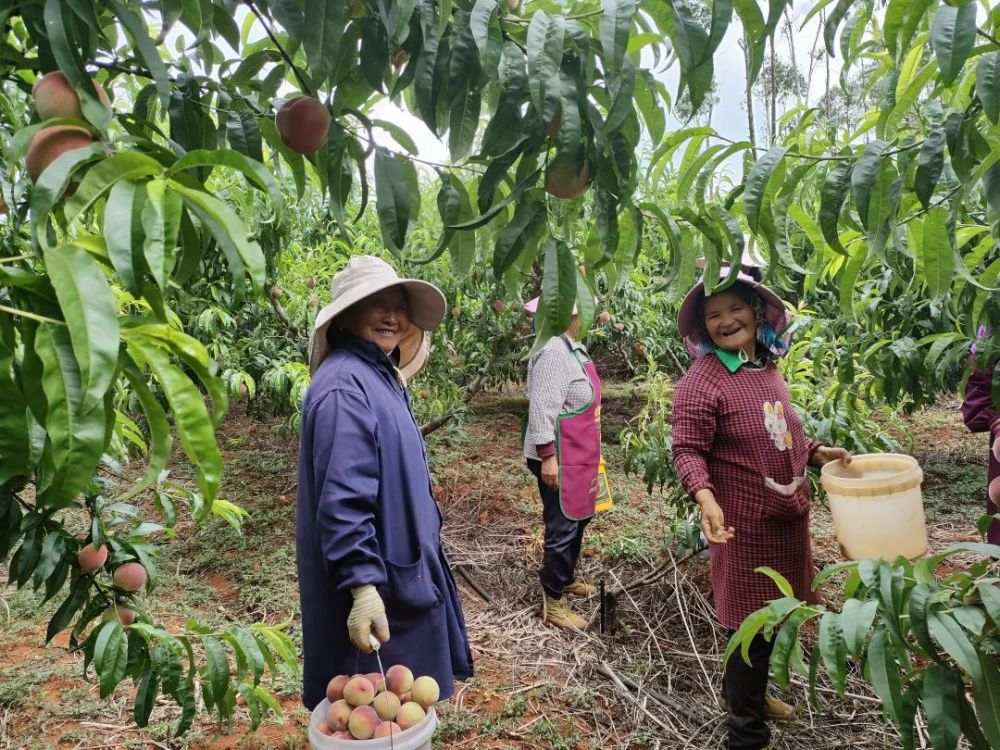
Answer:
[
  {"left": 723, "top": 632, "right": 774, "bottom": 750},
  {"left": 527, "top": 459, "right": 591, "bottom": 599}
]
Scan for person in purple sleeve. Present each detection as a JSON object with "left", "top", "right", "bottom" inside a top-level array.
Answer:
[
  {"left": 961, "top": 326, "right": 1000, "bottom": 544},
  {"left": 296, "top": 255, "right": 473, "bottom": 710}
]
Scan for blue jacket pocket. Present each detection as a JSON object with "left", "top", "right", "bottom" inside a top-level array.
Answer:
[{"left": 383, "top": 547, "right": 442, "bottom": 614}]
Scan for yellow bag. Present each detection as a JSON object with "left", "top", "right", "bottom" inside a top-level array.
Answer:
[{"left": 595, "top": 457, "right": 614, "bottom": 513}]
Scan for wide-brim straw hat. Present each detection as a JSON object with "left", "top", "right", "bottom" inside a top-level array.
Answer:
[
  {"left": 308, "top": 255, "right": 446, "bottom": 376},
  {"left": 677, "top": 267, "right": 789, "bottom": 344}
]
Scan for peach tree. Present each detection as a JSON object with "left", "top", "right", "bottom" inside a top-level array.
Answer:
[
  {"left": 727, "top": 542, "right": 1000, "bottom": 749},
  {"left": 0, "top": 0, "right": 793, "bottom": 735}
]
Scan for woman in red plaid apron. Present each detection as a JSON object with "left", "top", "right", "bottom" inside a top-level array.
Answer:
[
  {"left": 671, "top": 270, "right": 850, "bottom": 750},
  {"left": 961, "top": 326, "right": 1000, "bottom": 543}
]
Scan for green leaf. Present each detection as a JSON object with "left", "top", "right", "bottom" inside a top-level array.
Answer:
[
  {"left": 977, "top": 52, "right": 1000, "bottom": 125},
  {"left": 93, "top": 620, "right": 127, "bottom": 698},
  {"left": 134, "top": 669, "right": 159, "bottom": 727},
  {"left": 46, "top": 574, "right": 89, "bottom": 642},
  {"left": 600, "top": 0, "right": 635, "bottom": 80},
  {"left": 526, "top": 11, "right": 565, "bottom": 122},
  {"left": 931, "top": 2, "right": 977, "bottom": 86},
  {"left": 839, "top": 598, "right": 877, "bottom": 657},
  {"left": 167, "top": 149, "right": 283, "bottom": 214},
  {"left": 127, "top": 340, "right": 221, "bottom": 502},
  {"left": 0, "top": 343, "right": 30, "bottom": 486},
  {"left": 451, "top": 169, "right": 541, "bottom": 231},
  {"left": 907, "top": 583, "right": 940, "bottom": 657},
  {"left": 303, "top": 0, "right": 344, "bottom": 87},
  {"left": 977, "top": 583, "right": 1000, "bottom": 629},
  {"left": 744, "top": 146, "right": 786, "bottom": 233},
  {"left": 34, "top": 327, "right": 112, "bottom": 509},
  {"left": 542, "top": 239, "right": 578, "bottom": 335},
  {"left": 255, "top": 626, "right": 298, "bottom": 672},
  {"left": 448, "top": 84, "right": 481, "bottom": 162},
  {"left": 103, "top": 180, "right": 147, "bottom": 296},
  {"left": 819, "top": 611, "right": 848, "bottom": 695},
  {"left": 413, "top": 1, "right": 441, "bottom": 134},
  {"left": 851, "top": 140, "right": 887, "bottom": 231},
  {"left": 65, "top": 152, "right": 163, "bottom": 224},
  {"left": 168, "top": 181, "right": 266, "bottom": 292},
  {"left": 723, "top": 608, "right": 771, "bottom": 667},
  {"left": 754, "top": 566, "right": 794, "bottom": 598},
  {"left": 824, "top": 0, "right": 853, "bottom": 56},
  {"left": 866, "top": 625, "right": 903, "bottom": 726},
  {"left": 231, "top": 628, "right": 266, "bottom": 685},
  {"left": 226, "top": 104, "right": 263, "bottom": 163},
  {"left": 973, "top": 652, "right": 1000, "bottom": 750},
  {"left": 141, "top": 179, "right": 183, "bottom": 290},
  {"left": 771, "top": 609, "right": 810, "bottom": 690},
  {"left": 733, "top": 0, "right": 766, "bottom": 83},
  {"left": 928, "top": 610, "right": 981, "bottom": 679},
  {"left": 372, "top": 119, "right": 419, "bottom": 155},
  {"left": 124, "top": 323, "right": 227, "bottom": 426},
  {"left": 923, "top": 663, "right": 961, "bottom": 750},
  {"left": 374, "top": 147, "right": 418, "bottom": 256},
  {"left": 107, "top": 1, "right": 171, "bottom": 108},
  {"left": 202, "top": 636, "right": 230, "bottom": 706},
  {"left": 920, "top": 206, "right": 955, "bottom": 299},
  {"left": 118, "top": 359, "right": 172, "bottom": 502},
  {"left": 702, "top": 0, "right": 733, "bottom": 64},
  {"left": 818, "top": 160, "right": 853, "bottom": 254},
  {"left": 915, "top": 129, "right": 945, "bottom": 210},
  {"left": 493, "top": 195, "right": 547, "bottom": 278}
]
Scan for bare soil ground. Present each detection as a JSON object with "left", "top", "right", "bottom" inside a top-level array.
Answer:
[{"left": 0, "top": 390, "right": 991, "bottom": 749}]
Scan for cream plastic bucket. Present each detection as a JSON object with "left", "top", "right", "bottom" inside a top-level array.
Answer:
[
  {"left": 309, "top": 699, "right": 437, "bottom": 750},
  {"left": 820, "top": 453, "right": 927, "bottom": 560}
]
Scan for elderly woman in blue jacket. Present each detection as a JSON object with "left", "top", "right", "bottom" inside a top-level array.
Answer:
[{"left": 296, "top": 255, "right": 473, "bottom": 710}]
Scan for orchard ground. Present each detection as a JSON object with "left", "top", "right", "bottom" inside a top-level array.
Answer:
[{"left": 0, "top": 385, "right": 989, "bottom": 750}]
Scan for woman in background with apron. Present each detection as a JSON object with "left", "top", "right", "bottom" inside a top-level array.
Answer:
[{"left": 522, "top": 297, "right": 603, "bottom": 630}]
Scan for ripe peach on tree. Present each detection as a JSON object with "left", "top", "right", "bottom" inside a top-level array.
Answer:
[
  {"left": 112, "top": 562, "right": 147, "bottom": 592},
  {"left": 32, "top": 71, "right": 111, "bottom": 122},
  {"left": 25, "top": 125, "right": 94, "bottom": 182},
  {"left": 275, "top": 96, "right": 331, "bottom": 155},
  {"left": 544, "top": 160, "right": 592, "bottom": 200},
  {"left": 77, "top": 543, "right": 108, "bottom": 573}
]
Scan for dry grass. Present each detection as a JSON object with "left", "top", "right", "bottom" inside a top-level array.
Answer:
[{"left": 0, "top": 390, "right": 988, "bottom": 749}]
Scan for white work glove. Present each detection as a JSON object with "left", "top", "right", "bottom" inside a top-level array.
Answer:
[{"left": 347, "top": 585, "right": 390, "bottom": 652}]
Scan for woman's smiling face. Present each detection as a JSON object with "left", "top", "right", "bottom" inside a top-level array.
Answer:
[
  {"left": 342, "top": 286, "right": 410, "bottom": 353},
  {"left": 703, "top": 290, "right": 756, "bottom": 356}
]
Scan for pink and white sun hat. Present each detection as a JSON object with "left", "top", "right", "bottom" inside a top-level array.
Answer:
[
  {"left": 677, "top": 267, "right": 790, "bottom": 351},
  {"left": 523, "top": 296, "right": 577, "bottom": 315}
]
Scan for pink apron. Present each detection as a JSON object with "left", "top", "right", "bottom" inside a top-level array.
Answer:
[{"left": 556, "top": 346, "right": 602, "bottom": 521}]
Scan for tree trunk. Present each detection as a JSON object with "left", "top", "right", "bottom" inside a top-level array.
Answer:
[
  {"left": 769, "top": 38, "right": 777, "bottom": 144},
  {"left": 741, "top": 39, "right": 756, "bottom": 149}
]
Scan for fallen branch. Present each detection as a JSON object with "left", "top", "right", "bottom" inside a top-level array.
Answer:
[
  {"left": 420, "top": 374, "right": 485, "bottom": 436},
  {"left": 452, "top": 563, "right": 493, "bottom": 604},
  {"left": 594, "top": 661, "right": 706, "bottom": 727},
  {"left": 607, "top": 548, "right": 698, "bottom": 596}
]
